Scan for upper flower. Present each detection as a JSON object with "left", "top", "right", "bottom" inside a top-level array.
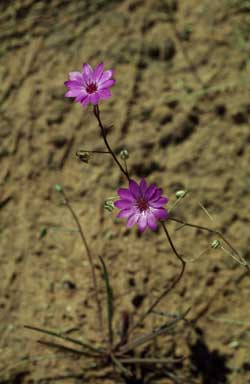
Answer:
[
  {"left": 64, "top": 63, "right": 115, "bottom": 107},
  {"left": 114, "top": 179, "right": 169, "bottom": 232}
]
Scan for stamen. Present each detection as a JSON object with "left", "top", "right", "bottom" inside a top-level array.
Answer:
[
  {"left": 86, "top": 82, "right": 97, "bottom": 94},
  {"left": 136, "top": 197, "right": 149, "bottom": 212}
]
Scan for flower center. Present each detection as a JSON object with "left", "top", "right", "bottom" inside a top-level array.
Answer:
[
  {"left": 86, "top": 82, "right": 97, "bottom": 94},
  {"left": 136, "top": 197, "right": 149, "bottom": 212}
]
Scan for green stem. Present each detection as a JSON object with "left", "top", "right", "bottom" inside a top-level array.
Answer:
[{"left": 93, "top": 105, "right": 130, "bottom": 181}]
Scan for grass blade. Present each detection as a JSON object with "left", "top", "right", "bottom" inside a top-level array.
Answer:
[
  {"left": 99, "top": 256, "right": 114, "bottom": 346},
  {"left": 24, "top": 325, "right": 101, "bottom": 354}
]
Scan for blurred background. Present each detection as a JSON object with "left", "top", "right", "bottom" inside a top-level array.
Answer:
[{"left": 0, "top": 0, "right": 250, "bottom": 383}]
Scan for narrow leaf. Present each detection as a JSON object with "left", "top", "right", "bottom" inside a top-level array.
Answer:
[{"left": 99, "top": 256, "right": 114, "bottom": 345}]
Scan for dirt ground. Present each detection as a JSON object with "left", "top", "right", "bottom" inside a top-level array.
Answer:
[{"left": 1, "top": 0, "right": 250, "bottom": 383}]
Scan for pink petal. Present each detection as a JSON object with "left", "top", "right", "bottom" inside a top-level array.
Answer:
[
  {"left": 153, "top": 208, "right": 168, "bottom": 220},
  {"left": 65, "top": 90, "right": 80, "bottom": 98},
  {"left": 147, "top": 212, "right": 157, "bottom": 231},
  {"left": 114, "top": 200, "right": 132, "bottom": 209},
  {"left": 82, "top": 63, "right": 93, "bottom": 78},
  {"left": 93, "top": 63, "right": 104, "bottom": 81},
  {"left": 117, "top": 188, "right": 135, "bottom": 201},
  {"left": 145, "top": 184, "right": 157, "bottom": 200},
  {"left": 150, "top": 189, "right": 162, "bottom": 202},
  {"left": 129, "top": 180, "right": 141, "bottom": 199},
  {"left": 137, "top": 214, "right": 147, "bottom": 232},
  {"left": 98, "top": 89, "right": 112, "bottom": 99},
  {"left": 127, "top": 213, "right": 139, "bottom": 228},
  {"left": 69, "top": 71, "right": 82, "bottom": 81},
  {"left": 98, "top": 79, "right": 116, "bottom": 89},
  {"left": 150, "top": 197, "right": 169, "bottom": 208},
  {"left": 117, "top": 208, "right": 134, "bottom": 218},
  {"left": 75, "top": 93, "right": 87, "bottom": 102},
  {"left": 64, "top": 80, "right": 82, "bottom": 88},
  {"left": 89, "top": 93, "right": 100, "bottom": 105},
  {"left": 81, "top": 95, "right": 90, "bottom": 107},
  {"left": 99, "top": 69, "right": 114, "bottom": 83}
]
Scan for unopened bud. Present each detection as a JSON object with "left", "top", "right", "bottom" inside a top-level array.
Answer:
[
  {"left": 104, "top": 198, "right": 115, "bottom": 212},
  {"left": 76, "top": 150, "right": 91, "bottom": 164},
  {"left": 176, "top": 190, "right": 187, "bottom": 199},
  {"left": 211, "top": 239, "right": 220, "bottom": 249},
  {"left": 120, "top": 149, "right": 129, "bottom": 160},
  {"left": 40, "top": 227, "right": 47, "bottom": 239},
  {"left": 54, "top": 184, "right": 62, "bottom": 193}
]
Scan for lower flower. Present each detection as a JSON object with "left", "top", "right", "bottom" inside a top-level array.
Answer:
[{"left": 114, "top": 179, "right": 169, "bottom": 232}]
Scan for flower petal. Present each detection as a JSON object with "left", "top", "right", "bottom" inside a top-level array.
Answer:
[
  {"left": 75, "top": 93, "right": 87, "bottom": 102},
  {"left": 82, "top": 63, "right": 93, "bottom": 78},
  {"left": 150, "top": 188, "right": 163, "bottom": 202},
  {"left": 117, "top": 188, "right": 135, "bottom": 201},
  {"left": 145, "top": 184, "right": 157, "bottom": 200},
  {"left": 147, "top": 212, "right": 157, "bottom": 231},
  {"left": 117, "top": 208, "right": 134, "bottom": 218},
  {"left": 150, "top": 197, "right": 169, "bottom": 208},
  {"left": 99, "top": 69, "right": 114, "bottom": 83},
  {"left": 69, "top": 71, "right": 82, "bottom": 81},
  {"left": 127, "top": 213, "right": 139, "bottom": 228},
  {"left": 64, "top": 80, "right": 82, "bottom": 88},
  {"left": 89, "top": 93, "right": 100, "bottom": 105},
  {"left": 93, "top": 63, "right": 104, "bottom": 81},
  {"left": 81, "top": 95, "right": 90, "bottom": 107},
  {"left": 137, "top": 213, "right": 148, "bottom": 232},
  {"left": 98, "top": 89, "right": 112, "bottom": 99},
  {"left": 153, "top": 208, "right": 168, "bottom": 220},
  {"left": 114, "top": 200, "right": 132, "bottom": 209},
  {"left": 65, "top": 90, "right": 81, "bottom": 98},
  {"left": 98, "top": 79, "right": 116, "bottom": 89},
  {"left": 129, "top": 180, "right": 141, "bottom": 199}
]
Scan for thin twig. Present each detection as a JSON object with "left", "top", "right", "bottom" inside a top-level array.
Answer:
[
  {"left": 128, "top": 222, "right": 186, "bottom": 334},
  {"left": 169, "top": 216, "right": 250, "bottom": 274},
  {"left": 59, "top": 189, "right": 103, "bottom": 330},
  {"left": 93, "top": 105, "right": 130, "bottom": 181}
]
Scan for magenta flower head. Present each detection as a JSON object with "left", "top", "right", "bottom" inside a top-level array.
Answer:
[
  {"left": 114, "top": 179, "right": 169, "bottom": 232},
  {"left": 64, "top": 63, "right": 115, "bottom": 107}
]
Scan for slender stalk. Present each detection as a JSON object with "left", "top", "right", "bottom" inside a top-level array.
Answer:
[
  {"left": 169, "top": 217, "right": 250, "bottom": 274},
  {"left": 128, "top": 222, "right": 186, "bottom": 334},
  {"left": 99, "top": 256, "right": 114, "bottom": 347},
  {"left": 77, "top": 150, "right": 110, "bottom": 154},
  {"left": 60, "top": 189, "right": 103, "bottom": 330},
  {"left": 24, "top": 325, "right": 102, "bottom": 354},
  {"left": 93, "top": 105, "right": 130, "bottom": 181},
  {"left": 119, "top": 309, "right": 189, "bottom": 354}
]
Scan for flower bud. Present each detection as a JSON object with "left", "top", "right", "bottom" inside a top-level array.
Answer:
[
  {"left": 175, "top": 190, "right": 187, "bottom": 199},
  {"left": 54, "top": 184, "right": 62, "bottom": 193},
  {"left": 76, "top": 150, "right": 90, "bottom": 164},
  {"left": 120, "top": 149, "right": 129, "bottom": 160},
  {"left": 211, "top": 239, "right": 220, "bottom": 249},
  {"left": 104, "top": 198, "right": 115, "bottom": 212}
]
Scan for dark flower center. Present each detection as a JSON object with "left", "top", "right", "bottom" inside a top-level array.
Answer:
[
  {"left": 136, "top": 197, "right": 149, "bottom": 212},
  {"left": 86, "top": 82, "right": 97, "bottom": 94}
]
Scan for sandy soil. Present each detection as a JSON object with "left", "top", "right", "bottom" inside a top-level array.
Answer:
[{"left": 0, "top": 0, "right": 250, "bottom": 383}]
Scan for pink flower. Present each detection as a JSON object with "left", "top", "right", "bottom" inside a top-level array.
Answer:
[
  {"left": 64, "top": 63, "right": 115, "bottom": 107},
  {"left": 114, "top": 179, "right": 169, "bottom": 232}
]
